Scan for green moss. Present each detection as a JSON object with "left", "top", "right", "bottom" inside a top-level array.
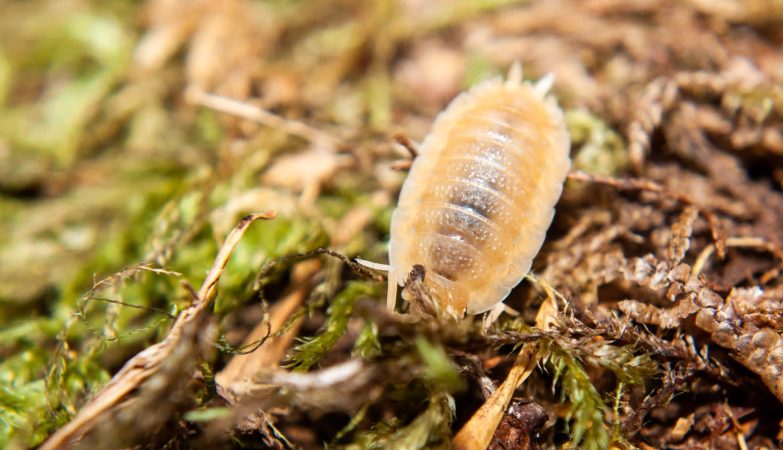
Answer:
[
  {"left": 0, "top": 378, "right": 49, "bottom": 448},
  {"left": 0, "top": 11, "right": 131, "bottom": 167},
  {"left": 183, "top": 407, "right": 231, "bottom": 422},
  {"left": 724, "top": 87, "right": 781, "bottom": 122},
  {"left": 542, "top": 344, "right": 610, "bottom": 450},
  {"left": 215, "top": 217, "right": 329, "bottom": 313},
  {"left": 353, "top": 320, "right": 382, "bottom": 359},
  {"left": 365, "top": 71, "right": 393, "bottom": 130},
  {"left": 415, "top": 337, "right": 466, "bottom": 394},
  {"left": 287, "top": 281, "right": 380, "bottom": 371},
  {"left": 567, "top": 109, "right": 628, "bottom": 177},
  {"left": 345, "top": 392, "right": 454, "bottom": 450}
]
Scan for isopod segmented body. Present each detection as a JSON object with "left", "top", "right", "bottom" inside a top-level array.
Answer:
[{"left": 388, "top": 65, "right": 570, "bottom": 317}]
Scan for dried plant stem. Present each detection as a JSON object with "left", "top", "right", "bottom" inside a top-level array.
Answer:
[
  {"left": 691, "top": 236, "right": 783, "bottom": 277},
  {"left": 186, "top": 88, "right": 340, "bottom": 150},
  {"left": 216, "top": 260, "right": 321, "bottom": 403},
  {"left": 40, "top": 212, "right": 275, "bottom": 450},
  {"left": 452, "top": 284, "right": 560, "bottom": 449},
  {"left": 451, "top": 344, "right": 537, "bottom": 450}
]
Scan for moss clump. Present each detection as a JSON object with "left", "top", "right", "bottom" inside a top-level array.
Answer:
[{"left": 287, "top": 282, "right": 379, "bottom": 371}]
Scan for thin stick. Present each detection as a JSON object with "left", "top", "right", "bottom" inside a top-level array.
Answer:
[
  {"left": 186, "top": 88, "right": 339, "bottom": 150},
  {"left": 691, "top": 236, "right": 783, "bottom": 277}
]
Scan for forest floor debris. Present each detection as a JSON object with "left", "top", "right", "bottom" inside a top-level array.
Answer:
[{"left": 1, "top": 0, "right": 782, "bottom": 449}]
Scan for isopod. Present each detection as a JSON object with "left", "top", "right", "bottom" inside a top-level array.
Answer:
[{"left": 365, "top": 63, "right": 570, "bottom": 320}]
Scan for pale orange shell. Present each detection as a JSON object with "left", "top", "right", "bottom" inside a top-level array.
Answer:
[{"left": 389, "top": 68, "right": 570, "bottom": 315}]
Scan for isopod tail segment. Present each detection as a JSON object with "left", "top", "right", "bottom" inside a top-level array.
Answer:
[
  {"left": 507, "top": 60, "right": 523, "bottom": 86},
  {"left": 506, "top": 60, "right": 556, "bottom": 97}
]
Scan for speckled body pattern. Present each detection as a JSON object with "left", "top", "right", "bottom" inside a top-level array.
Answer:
[{"left": 389, "top": 70, "right": 570, "bottom": 315}]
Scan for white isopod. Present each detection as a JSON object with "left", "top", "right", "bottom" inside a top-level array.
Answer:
[{"left": 364, "top": 63, "right": 570, "bottom": 321}]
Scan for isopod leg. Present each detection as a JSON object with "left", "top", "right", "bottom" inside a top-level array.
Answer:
[
  {"left": 503, "top": 304, "right": 520, "bottom": 316},
  {"left": 482, "top": 302, "right": 507, "bottom": 330},
  {"left": 393, "top": 133, "right": 420, "bottom": 158},
  {"left": 391, "top": 133, "right": 420, "bottom": 171},
  {"left": 391, "top": 160, "right": 413, "bottom": 171},
  {"left": 387, "top": 268, "right": 398, "bottom": 312}
]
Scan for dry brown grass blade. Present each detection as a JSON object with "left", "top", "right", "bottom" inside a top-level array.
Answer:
[
  {"left": 216, "top": 260, "right": 321, "bottom": 403},
  {"left": 40, "top": 212, "right": 275, "bottom": 450},
  {"left": 185, "top": 88, "right": 340, "bottom": 150},
  {"left": 452, "top": 287, "right": 559, "bottom": 450},
  {"left": 452, "top": 345, "right": 537, "bottom": 450}
]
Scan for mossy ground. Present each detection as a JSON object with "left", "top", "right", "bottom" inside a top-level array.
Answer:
[{"left": 1, "top": 1, "right": 782, "bottom": 449}]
